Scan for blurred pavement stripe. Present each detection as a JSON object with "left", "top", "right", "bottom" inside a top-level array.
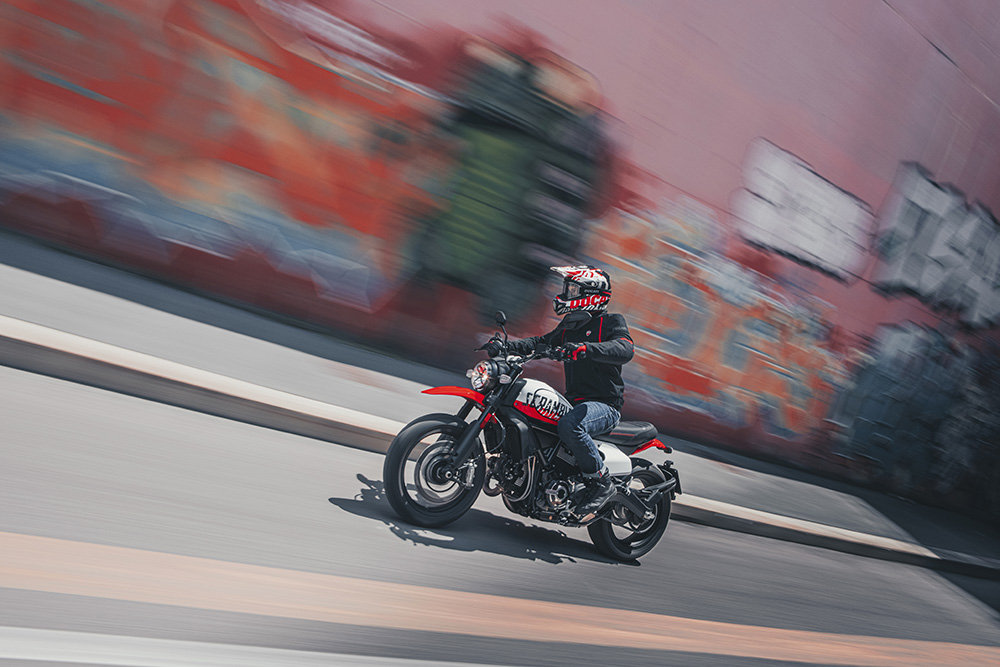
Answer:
[
  {"left": 2, "top": 532, "right": 1000, "bottom": 666},
  {"left": 0, "top": 627, "right": 529, "bottom": 667}
]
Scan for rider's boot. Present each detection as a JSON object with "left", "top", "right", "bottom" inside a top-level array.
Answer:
[{"left": 576, "top": 467, "right": 615, "bottom": 517}]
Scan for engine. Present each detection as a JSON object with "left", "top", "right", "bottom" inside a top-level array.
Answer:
[
  {"left": 525, "top": 451, "right": 584, "bottom": 522},
  {"left": 531, "top": 460, "right": 585, "bottom": 521},
  {"left": 543, "top": 478, "right": 572, "bottom": 511},
  {"left": 492, "top": 448, "right": 584, "bottom": 523}
]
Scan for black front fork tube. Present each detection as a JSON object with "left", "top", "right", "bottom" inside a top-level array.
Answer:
[
  {"left": 456, "top": 400, "right": 475, "bottom": 421},
  {"left": 449, "top": 397, "right": 498, "bottom": 470}
]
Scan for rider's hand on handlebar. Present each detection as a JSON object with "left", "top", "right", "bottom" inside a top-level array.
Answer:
[
  {"left": 551, "top": 344, "right": 588, "bottom": 362},
  {"left": 479, "top": 339, "right": 503, "bottom": 357}
]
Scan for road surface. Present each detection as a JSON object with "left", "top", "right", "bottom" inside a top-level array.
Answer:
[{"left": 2, "top": 366, "right": 1000, "bottom": 666}]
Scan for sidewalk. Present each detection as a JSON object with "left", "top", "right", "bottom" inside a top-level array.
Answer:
[{"left": 3, "top": 230, "right": 1000, "bottom": 580}]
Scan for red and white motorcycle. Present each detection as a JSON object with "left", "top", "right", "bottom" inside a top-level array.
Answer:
[{"left": 383, "top": 311, "right": 681, "bottom": 561}]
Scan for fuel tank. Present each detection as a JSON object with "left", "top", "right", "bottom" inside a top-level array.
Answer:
[
  {"left": 512, "top": 378, "right": 572, "bottom": 424},
  {"left": 511, "top": 380, "right": 634, "bottom": 476}
]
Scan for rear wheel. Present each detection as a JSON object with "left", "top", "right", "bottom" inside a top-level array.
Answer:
[
  {"left": 383, "top": 417, "right": 485, "bottom": 528},
  {"left": 587, "top": 463, "right": 671, "bottom": 561}
]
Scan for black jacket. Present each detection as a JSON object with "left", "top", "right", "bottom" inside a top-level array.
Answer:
[{"left": 509, "top": 312, "right": 634, "bottom": 410}]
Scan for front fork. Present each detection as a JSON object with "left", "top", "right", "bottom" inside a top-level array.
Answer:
[
  {"left": 448, "top": 411, "right": 490, "bottom": 468},
  {"left": 446, "top": 397, "right": 498, "bottom": 480}
]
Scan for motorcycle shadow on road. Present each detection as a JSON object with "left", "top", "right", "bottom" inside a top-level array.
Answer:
[{"left": 328, "top": 474, "right": 631, "bottom": 566}]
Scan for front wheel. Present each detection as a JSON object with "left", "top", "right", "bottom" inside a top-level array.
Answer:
[
  {"left": 383, "top": 416, "right": 485, "bottom": 528},
  {"left": 587, "top": 463, "right": 671, "bottom": 561}
]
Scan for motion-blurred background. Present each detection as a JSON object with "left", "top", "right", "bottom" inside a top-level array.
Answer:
[{"left": 2, "top": 0, "right": 999, "bottom": 527}]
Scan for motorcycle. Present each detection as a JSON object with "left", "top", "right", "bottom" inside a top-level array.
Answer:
[{"left": 383, "top": 311, "right": 681, "bottom": 561}]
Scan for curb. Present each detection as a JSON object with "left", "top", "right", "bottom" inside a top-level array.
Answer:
[
  {"left": 0, "top": 315, "right": 399, "bottom": 454},
  {"left": 3, "top": 314, "right": 999, "bottom": 579},
  {"left": 671, "top": 497, "right": 1000, "bottom": 579}
]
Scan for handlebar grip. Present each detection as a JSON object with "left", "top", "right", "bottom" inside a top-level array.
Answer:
[{"left": 547, "top": 346, "right": 570, "bottom": 361}]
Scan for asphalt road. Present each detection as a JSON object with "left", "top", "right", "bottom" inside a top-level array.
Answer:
[{"left": 2, "top": 367, "right": 1000, "bottom": 666}]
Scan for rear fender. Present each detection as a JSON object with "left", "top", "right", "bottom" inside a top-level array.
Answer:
[
  {"left": 630, "top": 456, "right": 682, "bottom": 498},
  {"left": 632, "top": 438, "right": 672, "bottom": 455},
  {"left": 657, "top": 460, "right": 682, "bottom": 497}
]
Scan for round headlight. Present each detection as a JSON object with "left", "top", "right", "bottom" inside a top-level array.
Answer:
[{"left": 468, "top": 360, "right": 495, "bottom": 391}]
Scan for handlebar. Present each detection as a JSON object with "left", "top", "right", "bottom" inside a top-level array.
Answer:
[
  {"left": 535, "top": 346, "right": 565, "bottom": 361},
  {"left": 476, "top": 332, "right": 565, "bottom": 362},
  {"left": 495, "top": 346, "right": 563, "bottom": 364}
]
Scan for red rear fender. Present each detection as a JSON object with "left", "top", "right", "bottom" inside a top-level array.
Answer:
[{"left": 632, "top": 438, "right": 672, "bottom": 455}]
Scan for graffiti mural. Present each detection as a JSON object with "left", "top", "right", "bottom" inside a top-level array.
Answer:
[
  {"left": 828, "top": 324, "right": 967, "bottom": 480},
  {"left": 582, "top": 182, "right": 849, "bottom": 445},
  {"left": 405, "top": 38, "right": 613, "bottom": 322},
  {"left": 932, "top": 343, "right": 1000, "bottom": 511},
  {"left": 0, "top": 0, "right": 440, "bottom": 313},
  {"left": 0, "top": 0, "right": 616, "bottom": 325},
  {"left": 828, "top": 323, "right": 1000, "bottom": 512},
  {"left": 873, "top": 164, "right": 1000, "bottom": 328}
]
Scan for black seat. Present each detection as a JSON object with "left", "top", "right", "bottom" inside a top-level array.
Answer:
[{"left": 599, "top": 421, "right": 658, "bottom": 447}]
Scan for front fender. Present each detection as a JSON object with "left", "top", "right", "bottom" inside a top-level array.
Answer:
[
  {"left": 422, "top": 386, "right": 486, "bottom": 408},
  {"left": 398, "top": 412, "right": 470, "bottom": 433}
]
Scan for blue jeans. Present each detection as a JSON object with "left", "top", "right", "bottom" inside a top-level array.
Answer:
[{"left": 557, "top": 401, "right": 621, "bottom": 475}]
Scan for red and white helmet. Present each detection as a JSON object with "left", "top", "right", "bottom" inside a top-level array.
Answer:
[{"left": 551, "top": 265, "right": 611, "bottom": 316}]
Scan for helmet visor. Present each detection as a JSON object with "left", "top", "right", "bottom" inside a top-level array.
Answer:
[{"left": 562, "top": 281, "right": 583, "bottom": 300}]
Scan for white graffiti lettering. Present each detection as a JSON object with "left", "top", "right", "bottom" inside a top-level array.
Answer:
[
  {"left": 873, "top": 164, "right": 1000, "bottom": 328},
  {"left": 732, "top": 138, "right": 873, "bottom": 278}
]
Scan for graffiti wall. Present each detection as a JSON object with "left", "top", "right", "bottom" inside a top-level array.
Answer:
[{"left": 1, "top": 0, "right": 999, "bottom": 520}]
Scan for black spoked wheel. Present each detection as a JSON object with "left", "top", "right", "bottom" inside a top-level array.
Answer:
[
  {"left": 383, "top": 417, "right": 485, "bottom": 528},
  {"left": 587, "top": 464, "right": 671, "bottom": 561}
]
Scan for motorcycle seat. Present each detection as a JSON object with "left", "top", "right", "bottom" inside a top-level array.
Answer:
[{"left": 599, "top": 421, "right": 658, "bottom": 447}]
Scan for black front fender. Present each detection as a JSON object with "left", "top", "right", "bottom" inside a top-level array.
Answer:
[
  {"left": 393, "top": 412, "right": 487, "bottom": 469},
  {"left": 398, "top": 412, "right": 469, "bottom": 433}
]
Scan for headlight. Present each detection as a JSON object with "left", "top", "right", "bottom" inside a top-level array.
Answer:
[{"left": 467, "top": 360, "right": 496, "bottom": 392}]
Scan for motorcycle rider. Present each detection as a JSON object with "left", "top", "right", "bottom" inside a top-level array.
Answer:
[{"left": 484, "top": 265, "right": 634, "bottom": 517}]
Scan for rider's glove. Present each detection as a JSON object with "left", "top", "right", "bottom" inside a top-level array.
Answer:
[
  {"left": 552, "top": 344, "right": 588, "bottom": 362},
  {"left": 481, "top": 339, "right": 504, "bottom": 357}
]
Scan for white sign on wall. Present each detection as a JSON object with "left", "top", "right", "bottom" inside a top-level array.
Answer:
[{"left": 731, "top": 139, "right": 873, "bottom": 278}]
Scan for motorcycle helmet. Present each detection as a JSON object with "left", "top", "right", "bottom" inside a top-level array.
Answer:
[{"left": 551, "top": 265, "right": 611, "bottom": 316}]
